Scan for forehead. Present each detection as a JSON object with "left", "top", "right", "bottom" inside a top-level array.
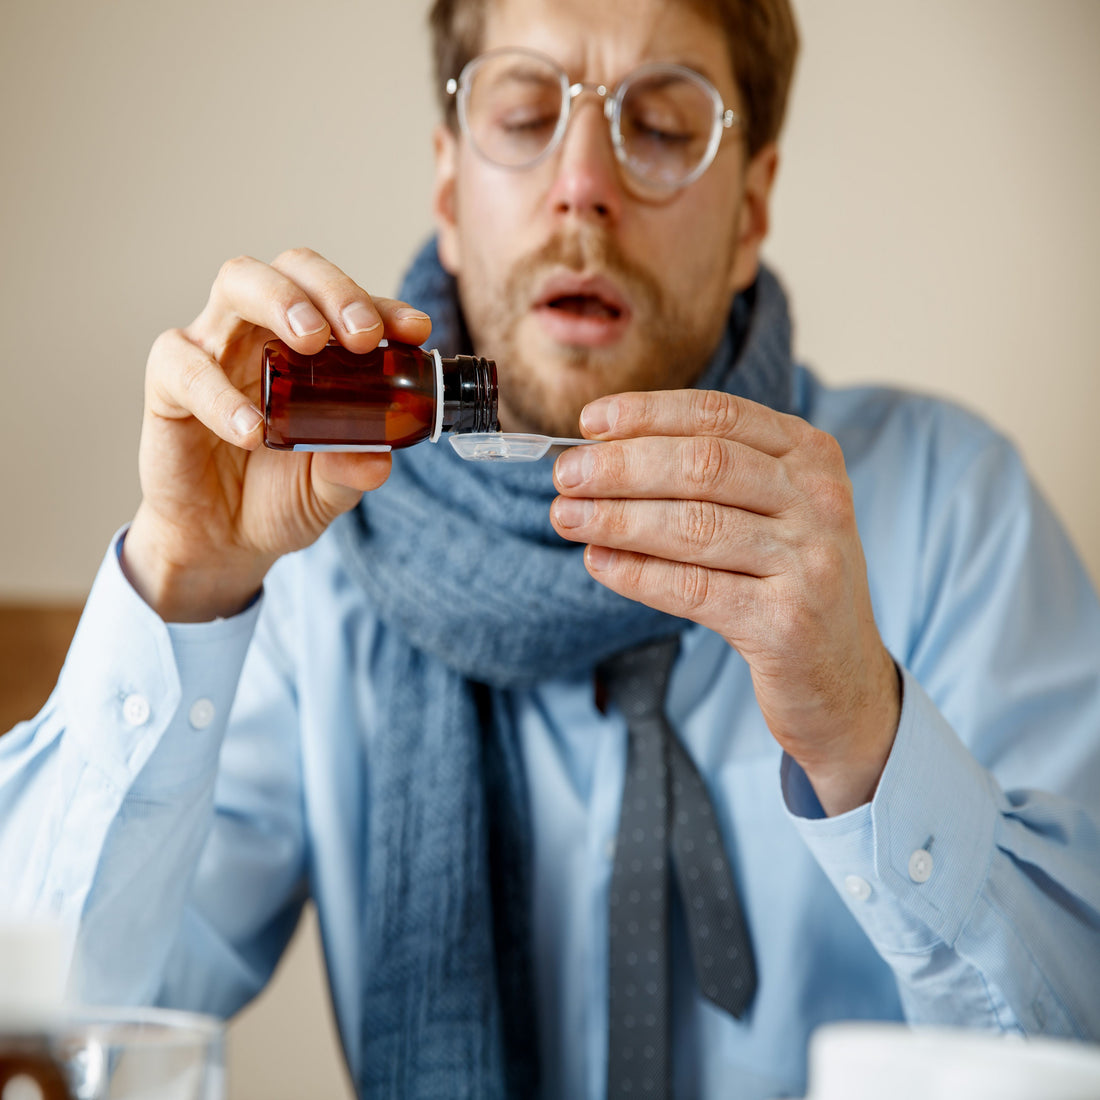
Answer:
[{"left": 482, "top": 0, "right": 734, "bottom": 98}]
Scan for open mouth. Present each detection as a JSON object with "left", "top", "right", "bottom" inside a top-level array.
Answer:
[
  {"left": 531, "top": 271, "right": 631, "bottom": 347},
  {"left": 534, "top": 271, "right": 630, "bottom": 325},
  {"left": 543, "top": 293, "right": 624, "bottom": 321}
]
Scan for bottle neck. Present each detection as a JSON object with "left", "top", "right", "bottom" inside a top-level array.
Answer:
[{"left": 439, "top": 355, "right": 499, "bottom": 434}]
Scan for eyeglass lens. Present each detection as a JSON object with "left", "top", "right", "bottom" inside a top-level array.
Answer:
[{"left": 462, "top": 51, "right": 721, "bottom": 191}]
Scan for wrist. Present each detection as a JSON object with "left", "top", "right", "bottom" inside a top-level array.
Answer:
[
  {"left": 122, "top": 508, "right": 269, "bottom": 622},
  {"left": 797, "top": 654, "right": 903, "bottom": 817},
  {"left": 800, "top": 748, "right": 891, "bottom": 817}
]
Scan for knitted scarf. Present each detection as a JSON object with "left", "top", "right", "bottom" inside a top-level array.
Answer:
[{"left": 337, "top": 238, "right": 795, "bottom": 1098}]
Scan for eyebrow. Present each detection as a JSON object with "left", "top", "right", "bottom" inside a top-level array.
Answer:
[
  {"left": 581, "top": 56, "right": 727, "bottom": 92},
  {"left": 661, "top": 56, "right": 724, "bottom": 87},
  {"left": 492, "top": 46, "right": 727, "bottom": 95},
  {"left": 494, "top": 64, "right": 561, "bottom": 84}
]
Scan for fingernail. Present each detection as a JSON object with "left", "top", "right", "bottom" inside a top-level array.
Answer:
[
  {"left": 587, "top": 545, "right": 617, "bottom": 571},
  {"left": 395, "top": 307, "right": 430, "bottom": 322},
  {"left": 581, "top": 398, "right": 614, "bottom": 436},
  {"left": 341, "top": 301, "right": 381, "bottom": 335},
  {"left": 553, "top": 497, "right": 594, "bottom": 529},
  {"left": 287, "top": 301, "right": 326, "bottom": 337},
  {"left": 555, "top": 446, "right": 593, "bottom": 488},
  {"left": 232, "top": 403, "right": 264, "bottom": 439}
]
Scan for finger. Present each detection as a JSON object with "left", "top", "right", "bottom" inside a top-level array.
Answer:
[
  {"left": 550, "top": 495, "right": 784, "bottom": 576},
  {"left": 146, "top": 327, "right": 265, "bottom": 448},
  {"left": 312, "top": 450, "right": 393, "bottom": 497},
  {"left": 296, "top": 452, "right": 394, "bottom": 535},
  {"left": 269, "top": 248, "right": 433, "bottom": 350},
  {"left": 553, "top": 435, "right": 793, "bottom": 515},
  {"left": 190, "top": 254, "right": 333, "bottom": 357},
  {"left": 583, "top": 544, "right": 759, "bottom": 637},
  {"left": 370, "top": 296, "right": 434, "bottom": 344},
  {"left": 580, "top": 388, "right": 805, "bottom": 458}
]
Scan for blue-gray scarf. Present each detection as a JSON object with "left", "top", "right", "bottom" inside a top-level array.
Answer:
[{"left": 337, "top": 239, "right": 795, "bottom": 1098}]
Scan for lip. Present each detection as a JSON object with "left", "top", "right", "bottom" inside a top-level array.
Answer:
[{"left": 531, "top": 271, "right": 632, "bottom": 348}]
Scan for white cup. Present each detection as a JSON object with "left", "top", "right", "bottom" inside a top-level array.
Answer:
[{"left": 798, "top": 1022, "right": 1100, "bottom": 1100}]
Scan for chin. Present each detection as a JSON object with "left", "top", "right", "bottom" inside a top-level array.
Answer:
[
  {"left": 498, "top": 386, "right": 587, "bottom": 438},
  {"left": 499, "top": 401, "right": 583, "bottom": 440},
  {"left": 497, "top": 353, "right": 624, "bottom": 438}
]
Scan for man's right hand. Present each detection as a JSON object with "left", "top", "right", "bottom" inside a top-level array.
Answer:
[{"left": 122, "top": 248, "right": 432, "bottom": 622}]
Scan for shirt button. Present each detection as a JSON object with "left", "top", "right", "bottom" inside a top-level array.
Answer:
[
  {"left": 189, "top": 698, "right": 216, "bottom": 730},
  {"left": 122, "top": 693, "right": 151, "bottom": 727},
  {"left": 908, "top": 849, "right": 934, "bottom": 883},
  {"left": 843, "top": 874, "right": 872, "bottom": 902}
]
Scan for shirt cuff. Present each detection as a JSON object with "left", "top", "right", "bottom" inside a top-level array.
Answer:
[
  {"left": 781, "top": 665, "right": 1000, "bottom": 951},
  {"left": 59, "top": 527, "right": 263, "bottom": 794}
]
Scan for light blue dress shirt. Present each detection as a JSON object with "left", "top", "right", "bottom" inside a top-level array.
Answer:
[{"left": 2, "top": 366, "right": 1099, "bottom": 1099}]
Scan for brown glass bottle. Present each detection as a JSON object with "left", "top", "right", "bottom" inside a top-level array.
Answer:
[{"left": 262, "top": 339, "right": 499, "bottom": 451}]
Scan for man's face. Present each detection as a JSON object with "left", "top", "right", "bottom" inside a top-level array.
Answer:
[{"left": 433, "top": 0, "right": 775, "bottom": 437}]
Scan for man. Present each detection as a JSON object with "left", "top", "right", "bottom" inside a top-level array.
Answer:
[{"left": 1, "top": 0, "right": 1098, "bottom": 1097}]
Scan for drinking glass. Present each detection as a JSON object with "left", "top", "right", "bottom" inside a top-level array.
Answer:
[{"left": 0, "top": 1007, "right": 223, "bottom": 1100}]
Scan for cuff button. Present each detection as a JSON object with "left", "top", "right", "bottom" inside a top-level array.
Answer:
[
  {"left": 122, "top": 693, "right": 151, "bottom": 727},
  {"left": 843, "top": 874, "right": 872, "bottom": 902},
  {"left": 189, "top": 698, "right": 216, "bottom": 730},
  {"left": 907, "top": 849, "right": 934, "bottom": 883}
]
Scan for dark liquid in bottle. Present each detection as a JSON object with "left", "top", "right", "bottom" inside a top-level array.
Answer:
[{"left": 264, "top": 342, "right": 438, "bottom": 450}]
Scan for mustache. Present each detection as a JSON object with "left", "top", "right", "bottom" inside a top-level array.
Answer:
[{"left": 506, "top": 229, "right": 663, "bottom": 310}]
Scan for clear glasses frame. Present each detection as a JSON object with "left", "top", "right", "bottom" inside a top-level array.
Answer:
[{"left": 445, "top": 46, "right": 741, "bottom": 197}]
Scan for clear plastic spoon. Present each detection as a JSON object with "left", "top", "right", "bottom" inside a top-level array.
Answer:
[{"left": 448, "top": 432, "right": 598, "bottom": 462}]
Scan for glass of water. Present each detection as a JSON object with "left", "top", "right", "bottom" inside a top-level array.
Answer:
[{"left": 0, "top": 1007, "right": 223, "bottom": 1100}]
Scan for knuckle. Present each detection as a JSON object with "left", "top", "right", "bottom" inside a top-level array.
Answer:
[
  {"left": 599, "top": 441, "right": 630, "bottom": 485},
  {"left": 216, "top": 254, "right": 254, "bottom": 284},
  {"left": 635, "top": 392, "right": 664, "bottom": 432},
  {"left": 816, "top": 475, "right": 855, "bottom": 527},
  {"left": 673, "top": 562, "right": 712, "bottom": 614},
  {"left": 146, "top": 328, "right": 186, "bottom": 389},
  {"left": 792, "top": 428, "right": 853, "bottom": 524},
  {"left": 796, "top": 423, "right": 842, "bottom": 470},
  {"left": 680, "top": 498, "right": 721, "bottom": 554},
  {"left": 809, "top": 425, "right": 845, "bottom": 467},
  {"left": 273, "top": 245, "right": 319, "bottom": 268},
  {"left": 693, "top": 389, "right": 741, "bottom": 437},
  {"left": 211, "top": 388, "right": 242, "bottom": 428},
  {"left": 176, "top": 354, "right": 208, "bottom": 401},
  {"left": 148, "top": 327, "right": 182, "bottom": 362},
  {"left": 683, "top": 435, "right": 733, "bottom": 493},
  {"left": 322, "top": 274, "right": 361, "bottom": 306},
  {"left": 622, "top": 554, "right": 652, "bottom": 594},
  {"left": 800, "top": 465, "right": 854, "bottom": 528},
  {"left": 601, "top": 499, "right": 631, "bottom": 540}
]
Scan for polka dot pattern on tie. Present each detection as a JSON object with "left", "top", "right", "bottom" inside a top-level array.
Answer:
[{"left": 600, "top": 636, "right": 757, "bottom": 1099}]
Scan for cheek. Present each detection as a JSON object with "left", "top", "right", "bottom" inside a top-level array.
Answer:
[
  {"left": 654, "top": 190, "right": 741, "bottom": 300},
  {"left": 454, "top": 160, "right": 536, "bottom": 275}
]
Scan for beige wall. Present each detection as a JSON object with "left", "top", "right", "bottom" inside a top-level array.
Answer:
[{"left": 2, "top": 1, "right": 1098, "bottom": 1097}]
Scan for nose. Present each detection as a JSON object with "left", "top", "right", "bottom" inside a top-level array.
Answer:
[{"left": 545, "top": 94, "right": 623, "bottom": 224}]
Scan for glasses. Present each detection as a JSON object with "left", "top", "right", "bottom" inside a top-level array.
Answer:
[{"left": 445, "top": 47, "right": 741, "bottom": 199}]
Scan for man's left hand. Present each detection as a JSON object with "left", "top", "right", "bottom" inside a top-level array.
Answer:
[{"left": 550, "top": 389, "right": 901, "bottom": 816}]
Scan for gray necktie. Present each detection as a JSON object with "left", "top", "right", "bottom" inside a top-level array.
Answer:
[{"left": 600, "top": 636, "right": 757, "bottom": 1098}]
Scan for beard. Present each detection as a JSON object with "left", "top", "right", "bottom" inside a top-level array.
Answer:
[{"left": 456, "top": 225, "right": 737, "bottom": 438}]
